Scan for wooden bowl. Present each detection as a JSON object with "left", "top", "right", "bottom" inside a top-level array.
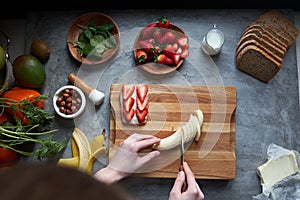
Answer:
[
  {"left": 133, "top": 23, "right": 188, "bottom": 74},
  {"left": 67, "top": 12, "right": 120, "bottom": 65}
]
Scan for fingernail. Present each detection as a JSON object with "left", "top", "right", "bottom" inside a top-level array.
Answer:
[{"left": 179, "top": 171, "right": 185, "bottom": 177}]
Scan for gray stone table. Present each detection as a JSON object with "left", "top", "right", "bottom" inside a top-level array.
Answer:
[{"left": 21, "top": 9, "right": 299, "bottom": 200}]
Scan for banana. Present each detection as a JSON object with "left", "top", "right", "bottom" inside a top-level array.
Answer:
[
  {"left": 152, "top": 109, "right": 204, "bottom": 150},
  {"left": 87, "top": 147, "right": 107, "bottom": 175},
  {"left": 72, "top": 128, "right": 92, "bottom": 172},
  {"left": 57, "top": 156, "right": 79, "bottom": 168},
  {"left": 153, "top": 128, "right": 183, "bottom": 150},
  {"left": 194, "top": 109, "right": 204, "bottom": 141}
]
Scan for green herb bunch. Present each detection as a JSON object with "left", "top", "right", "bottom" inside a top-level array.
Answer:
[
  {"left": 70, "top": 19, "right": 117, "bottom": 60},
  {"left": 0, "top": 95, "right": 68, "bottom": 160}
]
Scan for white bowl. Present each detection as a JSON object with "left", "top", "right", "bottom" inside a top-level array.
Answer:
[{"left": 53, "top": 85, "right": 86, "bottom": 119}]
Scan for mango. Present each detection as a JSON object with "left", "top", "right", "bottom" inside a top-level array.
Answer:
[{"left": 12, "top": 54, "right": 46, "bottom": 89}]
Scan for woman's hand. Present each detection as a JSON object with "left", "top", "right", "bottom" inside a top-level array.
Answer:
[
  {"left": 93, "top": 133, "right": 160, "bottom": 184},
  {"left": 169, "top": 162, "right": 204, "bottom": 200}
]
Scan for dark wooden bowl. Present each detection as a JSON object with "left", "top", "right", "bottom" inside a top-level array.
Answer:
[
  {"left": 67, "top": 12, "right": 120, "bottom": 65},
  {"left": 133, "top": 23, "right": 187, "bottom": 74}
]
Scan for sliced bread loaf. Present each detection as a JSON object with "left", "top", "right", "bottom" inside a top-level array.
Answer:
[
  {"left": 236, "top": 39, "right": 283, "bottom": 64},
  {"left": 261, "top": 10, "right": 299, "bottom": 39},
  {"left": 236, "top": 45, "right": 282, "bottom": 82},
  {"left": 236, "top": 33, "right": 286, "bottom": 58},
  {"left": 252, "top": 11, "right": 297, "bottom": 47}
]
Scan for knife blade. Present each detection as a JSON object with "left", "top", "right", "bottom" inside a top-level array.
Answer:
[{"left": 180, "top": 131, "right": 187, "bottom": 192}]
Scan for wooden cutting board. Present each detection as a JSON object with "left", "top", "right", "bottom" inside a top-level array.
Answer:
[{"left": 109, "top": 84, "right": 236, "bottom": 179}]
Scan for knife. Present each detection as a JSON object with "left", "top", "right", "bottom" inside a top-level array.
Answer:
[{"left": 180, "top": 131, "right": 187, "bottom": 192}]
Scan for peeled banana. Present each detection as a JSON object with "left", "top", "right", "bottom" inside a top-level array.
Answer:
[
  {"left": 153, "top": 109, "right": 204, "bottom": 150},
  {"left": 57, "top": 128, "right": 107, "bottom": 175}
]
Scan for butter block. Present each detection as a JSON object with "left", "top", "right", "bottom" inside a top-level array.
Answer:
[{"left": 257, "top": 152, "right": 298, "bottom": 187}]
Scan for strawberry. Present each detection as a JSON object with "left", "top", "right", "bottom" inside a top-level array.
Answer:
[
  {"left": 177, "top": 36, "right": 188, "bottom": 47},
  {"left": 172, "top": 54, "right": 181, "bottom": 66},
  {"left": 136, "top": 108, "right": 148, "bottom": 124},
  {"left": 141, "top": 23, "right": 157, "bottom": 39},
  {"left": 162, "top": 44, "right": 176, "bottom": 59},
  {"left": 138, "top": 40, "right": 154, "bottom": 53},
  {"left": 173, "top": 43, "right": 179, "bottom": 51},
  {"left": 123, "top": 97, "right": 135, "bottom": 112},
  {"left": 153, "top": 29, "right": 163, "bottom": 43},
  {"left": 159, "top": 31, "right": 175, "bottom": 44},
  {"left": 158, "top": 16, "right": 170, "bottom": 29},
  {"left": 180, "top": 48, "right": 189, "bottom": 59},
  {"left": 155, "top": 54, "right": 174, "bottom": 66},
  {"left": 137, "top": 96, "right": 149, "bottom": 111},
  {"left": 122, "top": 108, "right": 135, "bottom": 122},
  {"left": 176, "top": 47, "right": 182, "bottom": 55},
  {"left": 122, "top": 84, "right": 135, "bottom": 100},
  {"left": 136, "top": 84, "right": 148, "bottom": 103},
  {"left": 136, "top": 49, "right": 147, "bottom": 64}
]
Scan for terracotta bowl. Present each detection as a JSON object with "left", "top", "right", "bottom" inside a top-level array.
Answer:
[
  {"left": 67, "top": 12, "right": 120, "bottom": 65},
  {"left": 133, "top": 23, "right": 188, "bottom": 74}
]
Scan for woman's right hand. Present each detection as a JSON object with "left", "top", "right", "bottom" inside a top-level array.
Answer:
[{"left": 169, "top": 162, "right": 204, "bottom": 200}]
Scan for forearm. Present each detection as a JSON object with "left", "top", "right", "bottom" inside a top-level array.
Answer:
[{"left": 93, "top": 166, "right": 129, "bottom": 184}]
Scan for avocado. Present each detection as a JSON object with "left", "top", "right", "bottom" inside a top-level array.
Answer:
[
  {"left": 12, "top": 54, "right": 46, "bottom": 89},
  {"left": 31, "top": 40, "right": 51, "bottom": 63}
]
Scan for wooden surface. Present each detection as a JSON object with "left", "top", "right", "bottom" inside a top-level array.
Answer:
[{"left": 109, "top": 84, "right": 237, "bottom": 179}]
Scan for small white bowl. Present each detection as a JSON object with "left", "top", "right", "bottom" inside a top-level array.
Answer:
[{"left": 53, "top": 85, "right": 86, "bottom": 119}]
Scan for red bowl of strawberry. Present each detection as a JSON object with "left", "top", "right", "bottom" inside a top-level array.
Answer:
[{"left": 133, "top": 17, "right": 189, "bottom": 74}]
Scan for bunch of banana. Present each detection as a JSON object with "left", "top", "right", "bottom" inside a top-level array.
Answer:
[
  {"left": 153, "top": 109, "right": 204, "bottom": 150},
  {"left": 57, "top": 128, "right": 107, "bottom": 175}
]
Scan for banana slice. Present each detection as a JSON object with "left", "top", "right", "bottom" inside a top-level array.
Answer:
[{"left": 191, "top": 114, "right": 201, "bottom": 141}]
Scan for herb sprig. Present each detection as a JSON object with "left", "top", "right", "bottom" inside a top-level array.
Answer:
[{"left": 0, "top": 95, "right": 68, "bottom": 160}]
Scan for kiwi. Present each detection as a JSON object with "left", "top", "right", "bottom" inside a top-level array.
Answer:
[{"left": 31, "top": 40, "right": 51, "bottom": 63}]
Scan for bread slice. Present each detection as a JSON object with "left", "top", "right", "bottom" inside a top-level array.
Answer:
[
  {"left": 262, "top": 10, "right": 299, "bottom": 39},
  {"left": 252, "top": 10, "right": 297, "bottom": 47},
  {"left": 243, "top": 24, "right": 289, "bottom": 49},
  {"left": 236, "top": 45, "right": 282, "bottom": 82},
  {"left": 236, "top": 39, "right": 283, "bottom": 64},
  {"left": 241, "top": 27, "right": 287, "bottom": 53},
  {"left": 236, "top": 32, "right": 286, "bottom": 58}
]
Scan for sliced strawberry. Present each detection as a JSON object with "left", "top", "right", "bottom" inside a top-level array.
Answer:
[
  {"left": 123, "top": 97, "right": 135, "bottom": 112},
  {"left": 180, "top": 48, "right": 189, "bottom": 59},
  {"left": 122, "top": 84, "right": 135, "bottom": 100},
  {"left": 173, "top": 43, "right": 179, "bottom": 51},
  {"left": 122, "top": 108, "right": 135, "bottom": 122},
  {"left": 159, "top": 31, "right": 175, "bottom": 44},
  {"left": 137, "top": 96, "right": 149, "bottom": 111},
  {"left": 172, "top": 54, "right": 181, "bottom": 66},
  {"left": 136, "top": 49, "right": 147, "bottom": 64},
  {"left": 136, "top": 108, "right": 148, "bottom": 124},
  {"left": 177, "top": 36, "right": 188, "bottom": 47},
  {"left": 136, "top": 84, "right": 148, "bottom": 103},
  {"left": 176, "top": 47, "right": 182, "bottom": 55}
]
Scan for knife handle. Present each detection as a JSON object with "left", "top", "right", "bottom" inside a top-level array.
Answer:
[{"left": 179, "top": 165, "right": 187, "bottom": 192}]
